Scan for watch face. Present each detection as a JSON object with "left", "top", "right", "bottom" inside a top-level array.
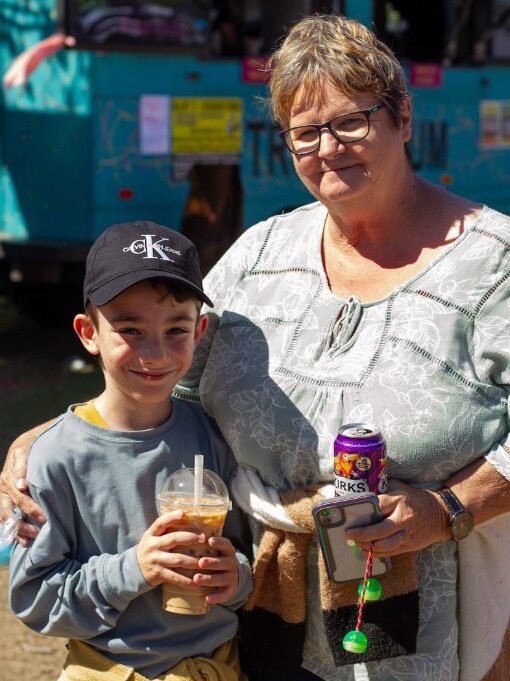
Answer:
[{"left": 451, "top": 511, "right": 474, "bottom": 540}]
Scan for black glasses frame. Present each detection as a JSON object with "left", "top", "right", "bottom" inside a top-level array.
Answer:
[{"left": 279, "top": 102, "right": 387, "bottom": 156}]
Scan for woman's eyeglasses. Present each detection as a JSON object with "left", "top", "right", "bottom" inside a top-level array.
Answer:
[{"left": 279, "top": 102, "right": 387, "bottom": 156}]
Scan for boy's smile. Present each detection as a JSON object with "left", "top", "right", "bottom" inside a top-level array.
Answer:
[{"left": 74, "top": 280, "right": 207, "bottom": 430}]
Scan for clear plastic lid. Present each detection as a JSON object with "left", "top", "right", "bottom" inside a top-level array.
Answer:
[{"left": 157, "top": 467, "right": 230, "bottom": 513}]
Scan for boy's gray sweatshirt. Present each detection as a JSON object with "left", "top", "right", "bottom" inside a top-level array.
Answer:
[{"left": 9, "top": 399, "right": 252, "bottom": 679}]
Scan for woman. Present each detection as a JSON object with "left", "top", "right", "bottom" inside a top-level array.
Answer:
[{"left": 2, "top": 14, "right": 510, "bottom": 681}]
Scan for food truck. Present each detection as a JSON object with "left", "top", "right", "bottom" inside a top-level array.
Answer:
[{"left": 1, "top": 0, "right": 510, "bottom": 315}]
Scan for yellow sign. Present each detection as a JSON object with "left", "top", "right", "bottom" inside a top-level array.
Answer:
[
  {"left": 171, "top": 98, "right": 243, "bottom": 155},
  {"left": 480, "top": 100, "right": 510, "bottom": 148}
]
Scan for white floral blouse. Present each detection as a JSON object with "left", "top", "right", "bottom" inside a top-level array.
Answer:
[{"left": 175, "top": 201, "right": 510, "bottom": 681}]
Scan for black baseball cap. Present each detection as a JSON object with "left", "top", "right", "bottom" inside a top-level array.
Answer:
[{"left": 83, "top": 221, "right": 213, "bottom": 308}]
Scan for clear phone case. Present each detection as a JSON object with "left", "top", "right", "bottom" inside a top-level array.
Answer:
[{"left": 312, "top": 492, "right": 391, "bottom": 583}]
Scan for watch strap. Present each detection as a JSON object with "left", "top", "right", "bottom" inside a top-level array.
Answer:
[
  {"left": 436, "top": 486, "right": 474, "bottom": 540},
  {"left": 436, "top": 487, "right": 465, "bottom": 518}
]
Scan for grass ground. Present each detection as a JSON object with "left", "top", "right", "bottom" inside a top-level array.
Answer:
[
  {"left": 0, "top": 295, "right": 103, "bottom": 680},
  {"left": 0, "top": 295, "right": 102, "bottom": 457},
  {"left": 0, "top": 566, "right": 68, "bottom": 681}
]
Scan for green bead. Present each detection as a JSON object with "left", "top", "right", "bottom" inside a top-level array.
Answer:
[
  {"left": 342, "top": 629, "right": 368, "bottom": 653},
  {"left": 358, "top": 577, "right": 383, "bottom": 601}
]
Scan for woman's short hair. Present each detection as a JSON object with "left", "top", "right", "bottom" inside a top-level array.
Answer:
[{"left": 268, "top": 14, "right": 410, "bottom": 128}]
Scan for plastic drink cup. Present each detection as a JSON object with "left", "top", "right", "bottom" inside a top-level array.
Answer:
[{"left": 156, "top": 468, "right": 231, "bottom": 615}]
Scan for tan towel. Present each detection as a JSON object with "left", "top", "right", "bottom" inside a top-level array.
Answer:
[{"left": 240, "top": 486, "right": 419, "bottom": 671}]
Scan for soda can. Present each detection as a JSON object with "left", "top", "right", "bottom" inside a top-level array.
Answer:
[{"left": 334, "top": 423, "right": 387, "bottom": 496}]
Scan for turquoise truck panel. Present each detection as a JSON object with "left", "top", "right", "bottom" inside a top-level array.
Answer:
[{"left": 1, "top": 2, "right": 509, "bottom": 266}]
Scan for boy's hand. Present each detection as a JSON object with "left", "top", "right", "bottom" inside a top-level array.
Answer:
[
  {"left": 195, "top": 536, "right": 240, "bottom": 605},
  {"left": 136, "top": 511, "right": 208, "bottom": 588},
  {"left": 136, "top": 513, "right": 240, "bottom": 603}
]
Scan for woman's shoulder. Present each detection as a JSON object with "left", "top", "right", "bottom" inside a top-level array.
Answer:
[
  {"left": 236, "top": 202, "right": 326, "bottom": 273},
  {"left": 434, "top": 184, "right": 510, "bottom": 238},
  {"left": 474, "top": 204, "right": 510, "bottom": 239},
  {"left": 204, "top": 201, "right": 325, "bottom": 291},
  {"left": 427, "top": 183, "right": 510, "bottom": 251},
  {"left": 431, "top": 203, "right": 510, "bottom": 310},
  {"left": 244, "top": 201, "right": 325, "bottom": 240},
  {"left": 459, "top": 204, "right": 510, "bottom": 265}
]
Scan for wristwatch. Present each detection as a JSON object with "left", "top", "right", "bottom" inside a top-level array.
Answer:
[{"left": 435, "top": 487, "right": 474, "bottom": 540}]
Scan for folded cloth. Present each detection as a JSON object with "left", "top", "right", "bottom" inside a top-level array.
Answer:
[
  {"left": 59, "top": 638, "right": 246, "bottom": 681},
  {"left": 232, "top": 470, "right": 419, "bottom": 672}
]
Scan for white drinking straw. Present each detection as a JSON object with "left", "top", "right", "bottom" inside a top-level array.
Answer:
[{"left": 194, "top": 454, "right": 204, "bottom": 507}]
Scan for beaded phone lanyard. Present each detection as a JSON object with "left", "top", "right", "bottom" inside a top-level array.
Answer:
[{"left": 342, "top": 542, "right": 382, "bottom": 653}]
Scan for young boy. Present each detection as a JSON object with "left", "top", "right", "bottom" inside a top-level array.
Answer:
[{"left": 9, "top": 221, "right": 252, "bottom": 681}]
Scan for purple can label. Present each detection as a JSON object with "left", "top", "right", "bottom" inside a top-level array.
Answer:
[{"left": 334, "top": 423, "right": 388, "bottom": 496}]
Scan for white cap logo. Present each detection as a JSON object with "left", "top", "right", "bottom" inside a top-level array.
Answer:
[{"left": 123, "top": 234, "right": 181, "bottom": 260}]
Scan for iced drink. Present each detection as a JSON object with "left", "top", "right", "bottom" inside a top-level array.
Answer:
[{"left": 157, "top": 468, "right": 230, "bottom": 615}]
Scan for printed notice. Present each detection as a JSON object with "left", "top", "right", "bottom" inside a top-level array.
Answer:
[{"left": 139, "top": 95, "right": 171, "bottom": 155}]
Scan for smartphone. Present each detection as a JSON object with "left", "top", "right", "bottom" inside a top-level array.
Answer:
[{"left": 312, "top": 492, "right": 391, "bottom": 584}]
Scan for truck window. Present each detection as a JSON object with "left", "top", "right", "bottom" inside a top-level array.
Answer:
[
  {"left": 374, "top": 1, "right": 449, "bottom": 62},
  {"left": 373, "top": 0, "right": 510, "bottom": 65}
]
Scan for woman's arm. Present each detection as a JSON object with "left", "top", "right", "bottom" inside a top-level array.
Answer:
[
  {"left": 350, "top": 250, "right": 510, "bottom": 555},
  {"left": 447, "top": 456, "right": 510, "bottom": 525},
  {"left": 0, "top": 422, "right": 54, "bottom": 543},
  {"left": 174, "top": 217, "right": 265, "bottom": 403},
  {"left": 347, "top": 458, "right": 510, "bottom": 556}
]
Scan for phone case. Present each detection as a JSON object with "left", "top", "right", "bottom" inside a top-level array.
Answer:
[{"left": 312, "top": 492, "right": 391, "bottom": 583}]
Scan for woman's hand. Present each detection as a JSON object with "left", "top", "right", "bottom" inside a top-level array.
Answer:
[
  {"left": 0, "top": 423, "right": 52, "bottom": 545},
  {"left": 345, "top": 479, "right": 450, "bottom": 557}
]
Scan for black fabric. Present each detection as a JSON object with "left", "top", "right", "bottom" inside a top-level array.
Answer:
[
  {"left": 324, "top": 591, "right": 420, "bottom": 665},
  {"left": 239, "top": 592, "right": 420, "bottom": 672},
  {"left": 245, "top": 668, "right": 323, "bottom": 681},
  {"left": 239, "top": 608, "right": 305, "bottom": 672}
]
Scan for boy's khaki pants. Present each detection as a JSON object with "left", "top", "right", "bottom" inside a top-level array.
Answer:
[{"left": 57, "top": 638, "right": 247, "bottom": 681}]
